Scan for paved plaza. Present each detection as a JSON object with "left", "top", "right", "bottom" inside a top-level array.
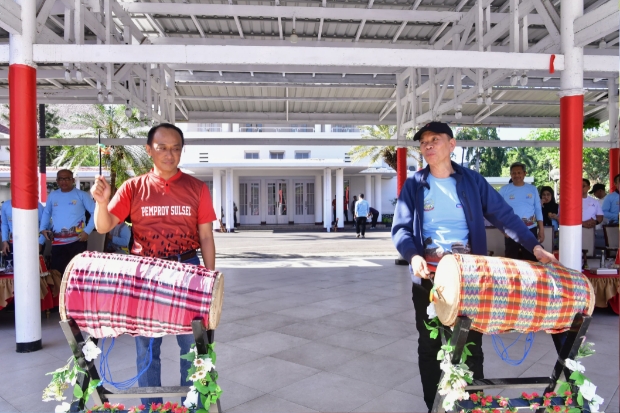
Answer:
[{"left": 0, "top": 230, "right": 618, "bottom": 412}]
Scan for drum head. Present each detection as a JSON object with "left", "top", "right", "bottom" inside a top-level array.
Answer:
[
  {"left": 208, "top": 273, "right": 224, "bottom": 330},
  {"left": 433, "top": 255, "right": 462, "bottom": 327}
]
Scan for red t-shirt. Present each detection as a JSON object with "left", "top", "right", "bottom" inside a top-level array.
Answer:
[{"left": 108, "top": 170, "right": 216, "bottom": 258}]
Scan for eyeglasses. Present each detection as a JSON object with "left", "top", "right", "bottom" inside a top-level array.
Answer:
[{"left": 56, "top": 177, "right": 73, "bottom": 182}]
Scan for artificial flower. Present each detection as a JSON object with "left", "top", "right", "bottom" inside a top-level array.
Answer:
[
  {"left": 55, "top": 402, "right": 70, "bottom": 413},
  {"left": 553, "top": 405, "right": 562, "bottom": 412},
  {"left": 183, "top": 386, "right": 199, "bottom": 409},
  {"left": 194, "top": 369, "right": 207, "bottom": 380},
  {"left": 83, "top": 340, "right": 102, "bottom": 362},
  {"left": 580, "top": 380, "right": 597, "bottom": 401},
  {"left": 564, "top": 358, "right": 585, "bottom": 373},
  {"left": 590, "top": 394, "right": 604, "bottom": 412},
  {"left": 194, "top": 358, "right": 204, "bottom": 367},
  {"left": 427, "top": 303, "right": 437, "bottom": 319},
  {"left": 201, "top": 357, "right": 215, "bottom": 372}
]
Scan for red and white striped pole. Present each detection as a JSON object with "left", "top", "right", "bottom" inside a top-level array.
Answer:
[
  {"left": 9, "top": 0, "right": 42, "bottom": 352},
  {"left": 396, "top": 147, "right": 407, "bottom": 196},
  {"left": 558, "top": 0, "right": 584, "bottom": 272},
  {"left": 608, "top": 78, "right": 619, "bottom": 192}
]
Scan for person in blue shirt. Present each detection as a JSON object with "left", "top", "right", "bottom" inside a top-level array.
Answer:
[
  {"left": 104, "top": 221, "right": 132, "bottom": 254},
  {"left": 40, "top": 169, "right": 96, "bottom": 275},
  {"left": 354, "top": 193, "right": 370, "bottom": 238},
  {"left": 391, "top": 122, "right": 556, "bottom": 413},
  {"left": 498, "top": 162, "right": 545, "bottom": 261},
  {"left": 1, "top": 200, "right": 47, "bottom": 259},
  {"left": 602, "top": 174, "right": 619, "bottom": 224}
]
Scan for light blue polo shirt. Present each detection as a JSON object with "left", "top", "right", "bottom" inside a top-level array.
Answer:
[{"left": 498, "top": 183, "right": 543, "bottom": 229}]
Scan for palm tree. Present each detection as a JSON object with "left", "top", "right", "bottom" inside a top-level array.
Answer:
[
  {"left": 455, "top": 127, "right": 505, "bottom": 174},
  {"left": 54, "top": 105, "right": 152, "bottom": 196},
  {"left": 348, "top": 125, "right": 422, "bottom": 171}
]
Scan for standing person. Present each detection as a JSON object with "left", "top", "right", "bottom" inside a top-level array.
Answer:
[
  {"left": 90, "top": 123, "right": 217, "bottom": 405},
  {"left": 539, "top": 186, "right": 559, "bottom": 229},
  {"left": 350, "top": 196, "right": 358, "bottom": 229},
  {"left": 354, "top": 194, "right": 369, "bottom": 238},
  {"left": 602, "top": 174, "right": 619, "bottom": 224},
  {"left": 498, "top": 162, "right": 544, "bottom": 261},
  {"left": 368, "top": 207, "right": 379, "bottom": 229},
  {"left": 391, "top": 122, "right": 556, "bottom": 413},
  {"left": 343, "top": 196, "right": 349, "bottom": 223},
  {"left": 40, "top": 169, "right": 95, "bottom": 275},
  {"left": 331, "top": 196, "right": 337, "bottom": 224},
  {"left": 1, "top": 200, "right": 46, "bottom": 258}
]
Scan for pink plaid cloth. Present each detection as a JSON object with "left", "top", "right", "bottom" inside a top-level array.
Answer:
[{"left": 63, "top": 251, "right": 219, "bottom": 338}]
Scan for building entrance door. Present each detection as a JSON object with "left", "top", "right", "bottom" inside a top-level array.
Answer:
[
  {"left": 266, "top": 181, "right": 288, "bottom": 224},
  {"left": 293, "top": 181, "right": 315, "bottom": 224},
  {"left": 239, "top": 181, "right": 261, "bottom": 225}
]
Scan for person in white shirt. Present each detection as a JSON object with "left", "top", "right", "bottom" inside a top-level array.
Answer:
[{"left": 582, "top": 179, "right": 603, "bottom": 228}]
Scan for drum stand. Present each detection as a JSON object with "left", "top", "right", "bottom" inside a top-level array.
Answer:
[
  {"left": 60, "top": 317, "right": 222, "bottom": 413},
  {"left": 431, "top": 314, "right": 592, "bottom": 413}
]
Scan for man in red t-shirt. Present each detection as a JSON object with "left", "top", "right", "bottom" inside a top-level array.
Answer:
[{"left": 91, "top": 123, "right": 216, "bottom": 404}]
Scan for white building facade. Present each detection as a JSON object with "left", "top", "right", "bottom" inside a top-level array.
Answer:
[{"left": 178, "top": 123, "right": 398, "bottom": 229}]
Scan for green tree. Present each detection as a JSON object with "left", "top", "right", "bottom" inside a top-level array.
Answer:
[
  {"left": 455, "top": 127, "right": 507, "bottom": 176},
  {"left": 54, "top": 105, "right": 152, "bottom": 196},
  {"left": 349, "top": 125, "right": 422, "bottom": 171}
]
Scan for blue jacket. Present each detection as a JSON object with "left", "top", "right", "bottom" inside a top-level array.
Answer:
[{"left": 391, "top": 162, "right": 540, "bottom": 263}]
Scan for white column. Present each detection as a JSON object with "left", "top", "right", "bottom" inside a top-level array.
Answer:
[
  {"left": 336, "top": 168, "right": 344, "bottom": 228},
  {"left": 314, "top": 124, "right": 321, "bottom": 133},
  {"left": 323, "top": 168, "right": 331, "bottom": 231},
  {"left": 212, "top": 169, "right": 222, "bottom": 221},
  {"left": 325, "top": 124, "right": 332, "bottom": 133},
  {"left": 374, "top": 174, "right": 382, "bottom": 223},
  {"left": 608, "top": 78, "right": 618, "bottom": 146},
  {"left": 314, "top": 174, "right": 322, "bottom": 224},
  {"left": 233, "top": 173, "right": 240, "bottom": 227},
  {"left": 365, "top": 174, "right": 372, "bottom": 207},
  {"left": 558, "top": 0, "right": 584, "bottom": 271},
  {"left": 260, "top": 178, "right": 267, "bottom": 224},
  {"left": 10, "top": 0, "right": 42, "bottom": 352},
  {"left": 222, "top": 123, "right": 230, "bottom": 132},
  {"left": 288, "top": 178, "right": 294, "bottom": 223},
  {"left": 74, "top": 173, "right": 81, "bottom": 190},
  {"left": 225, "top": 169, "right": 234, "bottom": 232},
  {"left": 232, "top": 123, "right": 239, "bottom": 132}
]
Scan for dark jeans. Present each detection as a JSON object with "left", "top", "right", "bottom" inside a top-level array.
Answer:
[
  {"left": 412, "top": 280, "right": 484, "bottom": 412},
  {"left": 344, "top": 210, "right": 349, "bottom": 222},
  {"left": 136, "top": 254, "right": 201, "bottom": 405},
  {"left": 51, "top": 241, "right": 88, "bottom": 275},
  {"left": 355, "top": 217, "right": 367, "bottom": 236},
  {"left": 505, "top": 227, "right": 538, "bottom": 261},
  {"left": 370, "top": 211, "right": 379, "bottom": 228}
]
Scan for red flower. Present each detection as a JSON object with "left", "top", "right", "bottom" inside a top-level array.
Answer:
[
  {"left": 554, "top": 406, "right": 562, "bottom": 412},
  {"left": 138, "top": 405, "right": 145, "bottom": 410},
  {"left": 117, "top": 405, "right": 125, "bottom": 411},
  {"left": 543, "top": 399, "right": 551, "bottom": 406},
  {"left": 164, "top": 402, "right": 172, "bottom": 410},
  {"left": 486, "top": 396, "right": 493, "bottom": 403},
  {"left": 522, "top": 392, "right": 531, "bottom": 400},
  {"left": 545, "top": 392, "right": 556, "bottom": 398},
  {"left": 564, "top": 390, "right": 572, "bottom": 396},
  {"left": 530, "top": 403, "right": 540, "bottom": 410},
  {"left": 532, "top": 392, "right": 539, "bottom": 398},
  {"left": 481, "top": 399, "right": 487, "bottom": 406},
  {"left": 566, "top": 398, "right": 573, "bottom": 405},
  {"left": 104, "top": 402, "right": 112, "bottom": 409},
  {"left": 493, "top": 409, "right": 501, "bottom": 413},
  {"left": 471, "top": 394, "right": 479, "bottom": 403}
]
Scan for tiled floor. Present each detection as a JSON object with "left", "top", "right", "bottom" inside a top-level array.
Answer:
[{"left": 0, "top": 232, "right": 618, "bottom": 412}]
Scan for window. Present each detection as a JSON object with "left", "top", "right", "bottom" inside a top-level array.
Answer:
[
  {"left": 332, "top": 125, "right": 360, "bottom": 133},
  {"left": 197, "top": 123, "right": 221, "bottom": 132},
  {"left": 245, "top": 152, "right": 259, "bottom": 159},
  {"left": 295, "top": 151, "right": 310, "bottom": 159},
  {"left": 270, "top": 151, "right": 285, "bottom": 159}
]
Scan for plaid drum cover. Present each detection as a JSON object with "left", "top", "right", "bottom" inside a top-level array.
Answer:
[
  {"left": 434, "top": 254, "right": 594, "bottom": 334},
  {"left": 60, "top": 251, "right": 224, "bottom": 338}
]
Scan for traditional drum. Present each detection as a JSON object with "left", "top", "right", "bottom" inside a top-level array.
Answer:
[
  {"left": 60, "top": 251, "right": 224, "bottom": 338},
  {"left": 433, "top": 254, "right": 594, "bottom": 334}
]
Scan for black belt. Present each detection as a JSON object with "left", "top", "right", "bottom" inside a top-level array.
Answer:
[{"left": 161, "top": 250, "right": 197, "bottom": 262}]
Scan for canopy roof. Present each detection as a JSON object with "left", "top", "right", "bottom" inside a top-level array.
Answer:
[{"left": 0, "top": 0, "right": 618, "bottom": 129}]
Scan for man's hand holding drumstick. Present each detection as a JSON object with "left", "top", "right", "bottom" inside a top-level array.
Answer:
[
  {"left": 90, "top": 175, "right": 119, "bottom": 234},
  {"left": 411, "top": 255, "right": 431, "bottom": 279}
]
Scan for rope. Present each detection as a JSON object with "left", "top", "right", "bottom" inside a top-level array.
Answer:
[
  {"left": 98, "top": 337, "right": 154, "bottom": 390},
  {"left": 491, "top": 332, "right": 535, "bottom": 366}
]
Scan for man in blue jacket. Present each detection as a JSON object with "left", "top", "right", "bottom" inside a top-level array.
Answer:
[{"left": 391, "top": 122, "right": 556, "bottom": 412}]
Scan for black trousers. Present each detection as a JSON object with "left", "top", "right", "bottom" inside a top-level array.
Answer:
[
  {"left": 412, "top": 280, "right": 484, "bottom": 412},
  {"left": 505, "top": 227, "right": 538, "bottom": 261},
  {"left": 355, "top": 217, "right": 367, "bottom": 235},
  {"left": 51, "top": 241, "right": 87, "bottom": 275},
  {"left": 343, "top": 210, "right": 349, "bottom": 222},
  {"left": 370, "top": 211, "right": 379, "bottom": 228}
]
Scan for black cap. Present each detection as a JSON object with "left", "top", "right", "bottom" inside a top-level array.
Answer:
[
  {"left": 413, "top": 122, "right": 454, "bottom": 141},
  {"left": 589, "top": 183, "right": 606, "bottom": 194}
]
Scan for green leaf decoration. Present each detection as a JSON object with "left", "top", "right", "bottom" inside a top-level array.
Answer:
[
  {"left": 200, "top": 394, "right": 208, "bottom": 407},
  {"left": 430, "top": 329, "right": 438, "bottom": 340},
  {"left": 577, "top": 393, "right": 584, "bottom": 407},
  {"left": 569, "top": 371, "right": 585, "bottom": 386},
  {"left": 180, "top": 352, "right": 196, "bottom": 361},
  {"left": 203, "top": 373, "right": 213, "bottom": 382},
  {"left": 568, "top": 408, "right": 581, "bottom": 413},
  {"left": 557, "top": 382, "right": 570, "bottom": 395},
  {"left": 73, "top": 386, "right": 83, "bottom": 399},
  {"left": 196, "top": 409, "right": 208, "bottom": 413},
  {"left": 195, "top": 381, "right": 209, "bottom": 394}
]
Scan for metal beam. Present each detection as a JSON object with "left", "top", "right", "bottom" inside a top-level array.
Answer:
[
  {"left": 574, "top": 1, "right": 619, "bottom": 48},
  {"left": 0, "top": 0, "right": 22, "bottom": 35},
  {"left": 28, "top": 137, "right": 613, "bottom": 148},
  {"left": 32, "top": 44, "right": 578, "bottom": 71}
]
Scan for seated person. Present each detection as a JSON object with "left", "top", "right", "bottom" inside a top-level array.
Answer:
[
  {"left": 539, "top": 186, "right": 559, "bottom": 231},
  {"left": 602, "top": 174, "right": 619, "bottom": 224},
  {"left": 582, "top": 179, "right": 603, "bottom": 229},
  {"left": 105, "top": 221, "right": 131, "bottom": 254}
]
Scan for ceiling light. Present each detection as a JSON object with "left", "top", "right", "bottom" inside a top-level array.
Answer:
[
  {"left": 75, "top": 69, "right": 83, "bottom": 82},
  {"left": 455, "top": 111, "right": 462, "bottom": 120},
  {"left": 289, "top": 29, "right": 298, "bottom": 43},
  {"left": 476, "top": 95, "right": 483, "bottom": 105},
  {"left": 125, "top": 106, "right": 133, "bottom": 117},
  {"left": 107, "top": 93, "right": 114, "bottom": 103},
  {"left": 64, "top": 69, "right": 72, "bottom": 82},
  {"left": 97, "top": 91, "right": 104, "bottom": 103},
  {"left": 485, "top": 96, "right": 492, "bottom": 106},
  {"left": 520, "top": 73, "right": 528, "bottom": 86}
]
